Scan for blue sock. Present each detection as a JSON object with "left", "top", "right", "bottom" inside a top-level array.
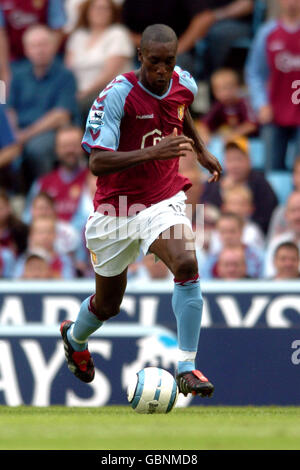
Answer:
[
  {"left": 67, "top": 295, "right": 103, "bottom": 351},
  {"left": 172, "top": 274, "right": 203, "bottom": 374}
]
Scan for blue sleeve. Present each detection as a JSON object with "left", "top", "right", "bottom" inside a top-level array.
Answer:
[
  {"left": 0, "top": 105, "right": 15, "bottom": 148},
  {"left": 82, "top": 76, "right": 133, "bottom": 153},
  {"left": 47, "top": 0, "right": 67, "bottom": 29},
  {"left": 175, "top": 65, "right": 198, "bottom": 99},
  {"left": 245, "top": 20, "right": 277, "bottom": 112}
]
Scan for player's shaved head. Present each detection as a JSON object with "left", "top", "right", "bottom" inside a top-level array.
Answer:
[{"left": 140, "top": 24, "right": 178, "bottom": 52}]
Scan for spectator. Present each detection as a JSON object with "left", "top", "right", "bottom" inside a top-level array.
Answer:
[
  {"left": 0, "top": 189, "right": 28, "bottom": 256},
  {"left": 71, "top": 170, "right": 97, "bottom": 234},
  {"left": 200, "top": 137, "right": 278, "bottom": 234},
  {"left": 272, "top": 241, "right": 300, "bottom": 280},
  {"left": 29, "top": 190, "right": 90, "bottom": 277},
  {"left": 0, "top": 104, "right": 21, "bottom": 192},
  {"left": 0, "top": 246, "right": 15, "bottom": 278},
  {"left": 195, "top": 0, "right": 255, "bottom": 75},
  {"left": 219, "top": 184, "right": 265, "bottom": 249},
  {"left": 245, "top": 0, "right": 300, "bottom": 170},
  {"left": 23, "top": 125, "right": 89, "bottom": 226},
  {"left": 0, "top": 0, "right": 67, "bottom": 62},
  {"left": 180, "top": 163, "right": 204, "bottom": 227},
  {"left": 267, "top": 156, "right": 300, "bottom": 240},
  {"left": 196, "top": 67, "right": 257, "bottom": 144},
  {"left": 14, "top": 216, "right": 75, "bottom": 279},
  {"left": 198, "top": 203, "right": 220, "bottom": 255},
  {"left": 21, "top": 250, "right": 53, "bottom": 279},
  {"left": 121, "top": 0, "right": 216, "bottom": 75},
  {"left": 133, "top": 254, "right": 172, "bottom": 281},
  {"left": 203, "top": 212, "right": 263, "bottom": 278},
  {"left": 216, "top": 245, "right": 249, "bottom": 280},
  {"left": 264, "top": 191, "right": 300, "bottom": 277},
  {"left": 65, "top": 0, "right": 134, "bottom": 122},
  {"left": 30, "top": 191, "right": 81, "bottom": 256},
  {"left": 8, "top": 24, "right": 79, "bottom": 191}
]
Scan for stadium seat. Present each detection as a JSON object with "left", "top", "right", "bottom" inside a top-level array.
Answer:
[
  {"left": 207, "top": 137, "right": 225, "bottom": 167},
  {"left": 249, "top": 137, "right": 265, "bottom": 170},
  {"left": 266, "top": 171, "right": 293, "bottom": 205}
]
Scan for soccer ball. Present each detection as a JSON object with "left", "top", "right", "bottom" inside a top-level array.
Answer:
[{"left": 127, "top": 367, "right": 179, "bottom": 414}]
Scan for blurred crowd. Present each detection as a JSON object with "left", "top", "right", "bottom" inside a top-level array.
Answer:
[{"left": 0, "top": 0, "right": 300, "bottom": 282}]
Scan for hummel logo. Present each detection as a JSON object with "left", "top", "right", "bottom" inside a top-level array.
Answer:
[{"left": 136, "top": 114, "right": 154, "bottom": 119}]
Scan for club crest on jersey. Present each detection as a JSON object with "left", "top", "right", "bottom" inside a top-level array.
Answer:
[
  {"left": 89, "top": 109, "right": 105, "bottom": 128},
  {"left": 177, "top": 104, "right": 185, "bottom": 121}
]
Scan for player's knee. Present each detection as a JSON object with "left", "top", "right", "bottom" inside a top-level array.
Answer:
[
  {"left": 94, "top": 301, "right": 121, "bottom": 321},
  {"left": 173, "top": 253, "right": 198, "bottom": 281}
]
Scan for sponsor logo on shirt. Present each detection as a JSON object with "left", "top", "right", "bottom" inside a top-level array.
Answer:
[
  {"left": 274, "top": 51, "right": 300, "bottom": 73},
  {"left": 89, "top": 109, "right": 105, "bottom": 127},
  {"left": 136, "top": 114, "right": 154, "bottom": 119}
]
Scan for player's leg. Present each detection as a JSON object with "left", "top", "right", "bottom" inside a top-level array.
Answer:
[
  {"left": 149, "top": 225, "right": 214, "bottom": 397},
  {"left": 60, "top": 269, "right": 128, "bottom": 382}
]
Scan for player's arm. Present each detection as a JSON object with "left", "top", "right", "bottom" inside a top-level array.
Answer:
[
  {"left": 213, "top": 0, "right": 253, "bottom": 21},
  {"left": 183, "top": 107, "right": 222, "bottom": 182},
  {"left": 89, "top": 131, "right": 194, "bottom": 176}
]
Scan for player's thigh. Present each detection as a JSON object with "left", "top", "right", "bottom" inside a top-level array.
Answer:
[
  {"left": 149, "top": 224, "right": 198, "bottom": 280},
  {"left": 94, "top": 268, "right": 128, "bottom": 319}
]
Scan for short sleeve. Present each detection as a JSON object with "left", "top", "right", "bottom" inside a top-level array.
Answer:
[
  {"left": 174, "top": 66, "right": 198, "bottom": 98},
  {"left": 82, "top": 76, "right": 133, "bottom": 153}
]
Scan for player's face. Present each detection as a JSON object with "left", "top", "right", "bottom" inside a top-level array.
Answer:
[{"left": 138, "top": 41, "right": 177, "bottom": 96}]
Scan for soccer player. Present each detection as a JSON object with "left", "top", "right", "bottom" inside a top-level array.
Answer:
[{"left": 60, "top": 24, "right": 222, "bottom": 398}]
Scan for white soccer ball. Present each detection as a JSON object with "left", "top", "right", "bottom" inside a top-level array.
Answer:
[{"left": 127, "top": 367, "right": 179, "bottom": 414}]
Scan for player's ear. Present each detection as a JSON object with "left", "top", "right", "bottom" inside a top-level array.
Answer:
[{"left": 137, "top": 48, "right": 143, "bottom": 63}]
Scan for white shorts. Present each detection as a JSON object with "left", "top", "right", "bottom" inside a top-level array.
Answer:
[{"left": 85, "top": 191, "right": 193, "bottom": 277}]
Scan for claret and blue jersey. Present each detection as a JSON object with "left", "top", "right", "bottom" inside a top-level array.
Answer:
[{"left": 82, "top": 66, "right": 198, "bottom": 215}]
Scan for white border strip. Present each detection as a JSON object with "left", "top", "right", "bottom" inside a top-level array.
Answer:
[
  {"left": 0, "top": 323, "right": 176, "bottom": 338},
  {"left": 0, "top": 279, "right": 300, "bottom": 294}
]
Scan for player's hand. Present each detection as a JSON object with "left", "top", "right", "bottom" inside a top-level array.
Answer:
[
  {"left": 197, "top": 148, "right": 222, "bottom": 183},
  {"left": 151, "top": 128, "right": 194, "bottom": 160}
]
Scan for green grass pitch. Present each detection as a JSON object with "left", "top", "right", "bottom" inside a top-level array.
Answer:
[{"left": 1, "top": 406, "right": 300, "bottom": 450}]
